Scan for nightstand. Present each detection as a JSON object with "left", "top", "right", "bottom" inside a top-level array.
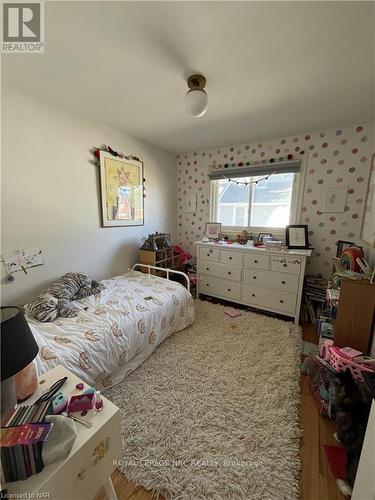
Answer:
[{"left": 4, "top": 365, "right": 122, "bottom": 500}]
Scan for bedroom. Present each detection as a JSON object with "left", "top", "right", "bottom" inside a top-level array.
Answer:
[{"left": 0, "top": 1, "right": 374, "bottom": 500}]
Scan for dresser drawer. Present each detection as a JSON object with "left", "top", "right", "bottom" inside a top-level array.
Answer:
[
  {"left": 242, "top": 284, "right": 297, "bottom": 314},
  {"left": 198, "top": 262, "right": 241, "bottom": 281},
  {"left": 270, "top": 256, "right": 302, "bottom": 274},
  {"left": 201, "top": 276, "right": 241, "bottom": 301},
  {"left": 199, "top": 246, "right": 220, "bottom": 262},
  {"left": 242, "top": 268, "right": 299, "bottom": 293},
  {"left": 243, "top": 253, "right": 270, "bottom": 270},
  {"left": 220, "top": 249, "right": 243, "bottom": 266}
]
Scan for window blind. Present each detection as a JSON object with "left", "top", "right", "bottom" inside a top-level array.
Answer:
[{"left": 209, "top": 159, "right": 301, "bottom": 180}]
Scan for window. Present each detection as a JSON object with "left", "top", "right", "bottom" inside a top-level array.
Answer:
[{"left": 210, "top": 170, "right": 302, "bottom": 231}]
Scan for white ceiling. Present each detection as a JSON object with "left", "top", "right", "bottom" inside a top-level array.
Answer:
[{"left": 3, "top": 1, "right": 374, "bottom": 154}]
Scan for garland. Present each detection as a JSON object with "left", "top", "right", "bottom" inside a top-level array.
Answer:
[
  {"left": 91, "top": 144, "right": 141, "bottom": 167},
  {"left": 223, "top": 172, "right": 276, "bottom": 186}
]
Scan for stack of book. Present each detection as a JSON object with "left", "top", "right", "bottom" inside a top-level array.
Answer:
[
  {"left": 317, "top": 309, "right": 334, "bottom": 347},
  {"left": 1, "top": 402, "right": 53, "bottom": 482},
  {"left": 303, "top": 275, "right": 328, "bottom": 323}
]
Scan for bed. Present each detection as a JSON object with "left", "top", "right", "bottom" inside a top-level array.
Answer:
[{"left": 26, "top": 267, "right": 194, "bottom": 391}]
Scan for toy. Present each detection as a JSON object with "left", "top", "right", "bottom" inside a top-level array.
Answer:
[
  {"left": 340, "top": 246, "right": 364, "bottom": 273},
  {"left": 67, "top": 393, "right": 96, "bottom": 414},
  {"left": 95, "top": 391, "right": 104, "bottom": 412},
  {"left": 51, "top": 392, "right": 68, "bottom": 414},
  {"left": 319, "top": 340, "right": 374, "bottom": 382},
  {"left": 75, "top": 383, "right": 84, "bottom": 390}
]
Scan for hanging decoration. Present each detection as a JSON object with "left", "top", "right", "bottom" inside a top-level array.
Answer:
[
  {"left": 222, "top": 172, "right": 276, "bottom": 186},
  {"left": 91, "top": 145, "right": 141, "bottom": 166}
]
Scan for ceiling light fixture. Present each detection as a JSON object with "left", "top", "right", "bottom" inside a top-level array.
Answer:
[{"left": 185, "top": 74, "right": 208, "bottom": 117}]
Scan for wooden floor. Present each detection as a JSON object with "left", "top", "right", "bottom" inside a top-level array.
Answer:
[{"left": 95, "top": 322, "right": 344, "bottom": 500}]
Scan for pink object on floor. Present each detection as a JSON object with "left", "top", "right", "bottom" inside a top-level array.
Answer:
[
  {"left": 324, "top": 445, "right": 347, "bottom": 480},
  {"left": 224, "top": 307, "right": 241, "bottom": 318}
]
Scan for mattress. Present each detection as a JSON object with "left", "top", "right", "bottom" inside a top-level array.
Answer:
[{"left": 26, "top": 270, "right": 194, "bottom": 391}]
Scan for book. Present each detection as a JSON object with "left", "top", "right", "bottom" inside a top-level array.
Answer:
[{"left": 0, "top": 423, "right": 53, "bottom": 482}]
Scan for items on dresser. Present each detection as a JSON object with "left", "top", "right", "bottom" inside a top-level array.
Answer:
[
  {"left": 285, "top": 224, "right": 309, "bottom": 249},
  {"left": 196, "top": 242, "right": 312, "bottom": 323}
]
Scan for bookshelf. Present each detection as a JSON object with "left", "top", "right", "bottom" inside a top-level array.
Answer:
[{"left": 139, "top": 247, "right": 180, "bottom": 275}]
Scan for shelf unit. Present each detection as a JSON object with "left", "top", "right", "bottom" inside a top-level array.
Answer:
[{"left": 139, "top": 247, "right": 180, "bottom": 275}]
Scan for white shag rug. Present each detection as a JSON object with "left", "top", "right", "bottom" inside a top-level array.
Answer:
[{"left": 105, "top": 300, "right": 302, "bottom": 500}]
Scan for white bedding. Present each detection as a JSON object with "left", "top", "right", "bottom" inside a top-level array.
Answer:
[{"left": 26, "top": 270, "right": 194, "bottom": 391}]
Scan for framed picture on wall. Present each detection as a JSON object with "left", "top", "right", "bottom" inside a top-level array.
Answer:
[
  {"left": 286, "top": 225, "right": 309, "bottom": 249},
  {"left": 320, "top": 187, "right": 347, "bottom": 213},
  {"left": 184, "top": 194, "right": 197, "bottom": 213},
  {"left": 99, "top": 151, "right": 144, "bottom": 227},
  {"left": 205, "top": 222, "right": 222, "bottom": 240}
]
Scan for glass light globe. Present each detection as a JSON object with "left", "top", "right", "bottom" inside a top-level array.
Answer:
[{"left": 185, "top": 88, "right": 208, "bottom": 117}]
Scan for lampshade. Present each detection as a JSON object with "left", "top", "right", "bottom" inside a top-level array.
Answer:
[
  {"left": 1, "top": 306, "right": 39, "bottom": 381},
  {"left": 185, "top": 88, "right": 208, "bottom": 117}
]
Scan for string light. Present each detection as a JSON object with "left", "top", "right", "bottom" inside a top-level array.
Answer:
[{"left": 222, "top": 171, "right": 277, "bottom": 186}]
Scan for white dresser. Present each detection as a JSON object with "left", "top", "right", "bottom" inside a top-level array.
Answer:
[{"left": 196, "top": 242, "right": 312, "bottom": 324}]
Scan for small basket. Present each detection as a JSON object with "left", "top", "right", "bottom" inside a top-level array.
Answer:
[{"left": 328, "top": 346, "right": 374, "bottom": 383}]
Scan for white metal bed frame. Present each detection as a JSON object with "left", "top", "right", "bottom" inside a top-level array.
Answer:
[{"left": 132, "top": 263, "right": 190, "bottom": 292}]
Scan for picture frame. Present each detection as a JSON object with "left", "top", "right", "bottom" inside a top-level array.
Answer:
[
  {"left": 320, "top": 186, "right": 347, "bottom": 213},
  {"left": 99, "top": 151, "right": 144, "bottom": 227},
  {"left": 205, "top": 222, "right": 222, "bottom": 240},
  {"left": 258, "top": 232, "right": 272, "bottom": 243},
  {"left": 285, "top": 225, "right": 309, "bottom": 249},
  {"left": 336, "top": 240, "right": 354, "bottom": 258},
  {"left": 184, "top": 194, "right": 197, "bottom": 213}
]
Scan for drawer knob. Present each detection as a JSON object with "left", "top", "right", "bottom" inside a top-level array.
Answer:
[
  {"left": 252, "top": 293, "right": 255, "bottom": 297},
  {"left": 254, "top": 259, "right": 258, "bottom": 263},
  {"left": 282, "top": 281, "right": 286, "bottom": 284},
  {"left": 207, "top": 254, "right": 210, "bottom": 257},
  {"left": 283, "top": 263, "right": 287, "bottom": 267},
  {"left": 206, "top": 283, "right": 209, "bottom": 287},
  {"left": 253, "top": 276, "right": 257, "bottom": 279},
  {"left": 229, "top": 256, "right": 232, "bottom": 260},
  {"left": 206, "top": 267, "right": 210, "bottom": 271},
  {"left": 228, "top": 272, "right": 231, "bottom": 275},
  {"left": 280, "top": 299, "right": 284, "bottom": 304},
  {"left": 227, "top": 288, "right": 231, "bottom": 292}
]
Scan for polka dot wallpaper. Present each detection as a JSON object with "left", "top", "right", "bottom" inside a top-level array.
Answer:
[{"left": 176, "top": 122, "right": 374, "bottom": 277}]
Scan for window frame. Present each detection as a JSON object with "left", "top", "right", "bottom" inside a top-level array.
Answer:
[{"left": 209, "top": 157, "right": 307, "bottom": 238}]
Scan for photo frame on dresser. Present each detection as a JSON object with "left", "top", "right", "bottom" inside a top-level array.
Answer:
[
  {"left": 205, "top": 222, "right": 222, "bottom": 240},
  {"left": 285, "top": 225, "right": 309, "bottom": 249}
]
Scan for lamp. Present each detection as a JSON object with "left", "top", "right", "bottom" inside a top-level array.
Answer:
[
  {"left": 1, "top": 306, "right": 39, "bottom": 413},
  {"left": 185, "top": 74, "right": 208, "bottom": 117}
]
